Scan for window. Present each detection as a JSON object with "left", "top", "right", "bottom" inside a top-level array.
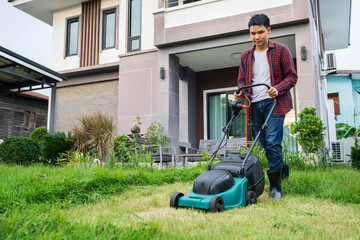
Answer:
[
  {"left": 24, "top": 111, "right": 36, "bottom": 130},
  {"left": 166, "top": 0, "right": 201, "bottom": 7},
  {"left": 328, "top": 93, "right": 340, "bottom": 115},
  {"left": 102, "top": 8, "right": 117, "bottom": 50},
  {"left": 128, "top": 0, "right": 141, "bottom": 52},
  {"left": 66, "top": 17, "right": 79, "bottom": 56},
  {"left": 207, "top": 91, "right": 246, "bottom": 139}
]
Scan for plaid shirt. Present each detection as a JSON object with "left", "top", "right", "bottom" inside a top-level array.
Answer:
[{"left": 237, "top": 39, "right": 298, "bottom": 118}]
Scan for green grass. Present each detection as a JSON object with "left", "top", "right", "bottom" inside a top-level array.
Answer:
[
  {"left": 1, "top": 164, "right": 360, "bottom": 239},
  {"left": 0, "top": 164, "right": 205, "bottom": 214},
  {"left": 283, "top": 167, "right": 360, "bottom": 204}
]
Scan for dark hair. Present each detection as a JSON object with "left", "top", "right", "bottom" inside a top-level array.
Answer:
[{"left": 248, "top": 14, "right": 270, "bottom": 29}]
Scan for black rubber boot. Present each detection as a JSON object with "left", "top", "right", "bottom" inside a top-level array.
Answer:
[
  {"left": 267, "top": 170, "right": 282, "bottom": 199},
  {"left": 282, "top": 165, "right": 289, "bottom": 179}
]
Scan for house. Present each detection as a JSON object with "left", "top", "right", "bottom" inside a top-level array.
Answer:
[
  {"left": 0, "top": 46, "right": 65, "bottom": 140},
  {"left": 9, "top": 0, "right": 351, "bottom": 152},
  {"left": 0, "top": 90, "right": 48, "bottom": 140},
  {"left": 322, "top": 0, "right": 360, "bottom": 129},
  {"left": 318, "top": 0, "right": 359, "bottom": 163}
]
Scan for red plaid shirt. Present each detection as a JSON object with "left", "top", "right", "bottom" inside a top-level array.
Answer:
[{"left": 237, "top": 39, "right": 298, "bottom": 118}]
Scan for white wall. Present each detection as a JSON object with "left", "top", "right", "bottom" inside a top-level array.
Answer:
[
  {"left": 142, "top": 0, "right": 157, "bottom": 50},
  {"left": 163, "top": 0, "right": 292, "bottom": 28},
  {"left": 99, "top": 0, "right": 125, "bottom": 64},
  {"left": 52, "top": 6, "right": 81, "bottom": 71},
  {"left": 52, "top": 0, "right": 156, "bottom": 71}
]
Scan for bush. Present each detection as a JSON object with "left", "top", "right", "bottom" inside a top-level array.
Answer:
[
  {"left": 0, "top": 136, "right": 40, "bottom": 165},
  {"left": 30, "top": 126, "right": 49, "bottom": 143},
  {"left": 41, "top": 132, "right": 74, "bottom": 164},
  {"left": 351, "top": 147, "right": 360, "bottom": 170},
  {"left": 112, "top": 135, "right": 132, "bottom": 162},
  {"left": 291, "top": 107, "right": 326, "bottom": 152},
  {"left": 145, "top": 121, "right": 171, "bottom": 147}
]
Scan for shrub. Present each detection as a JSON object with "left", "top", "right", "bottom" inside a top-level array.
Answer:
[
  {"left": 350, "top": 147, "right": 360, "bottom": 170},
  {"left": 72, "top": 112, "right": 116, "bottom": 162},
  {"left": 291, "top": 107, "right": 326, "bottom": 152},
  {"left": 58, "top": 151, "right": 95, "bottom": 167},
  {"left": 30, "top": 126, "right": 49, "bottom": 143},
  {"left": 112, "top": 135, "right": 132, "bottom": 162},
  {"left": 145, "top": 121, "right": 171, "bottom": 147},
  {"left": 0, "top": 136, "right": 40, "bottom": 165},
  {"left": 41, "top": 132, "right": 74, "bottom": 164}
]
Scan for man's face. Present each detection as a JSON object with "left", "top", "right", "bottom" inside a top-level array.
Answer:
[{"left": 250, "top": 25, "right": 271, "bottom": 49}]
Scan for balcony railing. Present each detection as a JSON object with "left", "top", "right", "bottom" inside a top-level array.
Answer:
[{"left": 165, "top": 0, "right": 202, "bottom": 8}]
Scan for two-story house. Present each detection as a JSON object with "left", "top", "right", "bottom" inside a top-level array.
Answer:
[{"left": 9, "top": 0, "right": 351, "bottom": 151}]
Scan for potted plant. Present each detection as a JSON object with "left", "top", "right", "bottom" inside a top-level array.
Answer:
[{"left": 131, "top": 116, "right": 142, "bottom": 135}]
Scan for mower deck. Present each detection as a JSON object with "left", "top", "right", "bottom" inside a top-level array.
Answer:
[{"left": 178, "top": 177, "right": 248, "bottom": 210}]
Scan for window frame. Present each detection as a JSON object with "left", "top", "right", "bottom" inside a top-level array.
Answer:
[
  {"left": 65, "top": 16, "right": 80, "bottom": 57},
  {"left": 328, "top": 92, "right": 341, "bottom": 115},
  {"left": 24, "top": 111, "right": 36, "bottom": 130},
  {"left": 102, "top": 7, "right": 118, "bottom": 50},
  {"left": 128, "top": 0, "right": 142, "bottom": 52},
  {"left": 203, "top": 87, "right": 246, "bottom": 140}
]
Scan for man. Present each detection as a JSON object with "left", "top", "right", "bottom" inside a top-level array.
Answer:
[{"left": 234, "top": 13, "right": 297, "bottom": 199}]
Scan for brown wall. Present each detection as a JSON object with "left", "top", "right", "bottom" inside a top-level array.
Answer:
[
  {"left": 55, "top": 80, "right": 118, "bottom": 133},
  {"left": 0, "top": 94, "right": 47, "bottom": 139},
  {"left": 195, "top": 66, "right": 239, "bottom": 146},
  {"left": 117, "top": 49, "right": 162, "bottom": 136}
]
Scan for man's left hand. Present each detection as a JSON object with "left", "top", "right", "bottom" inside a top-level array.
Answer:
[{"left": 266, "top": 87, "right": 278, "bottom": 98}]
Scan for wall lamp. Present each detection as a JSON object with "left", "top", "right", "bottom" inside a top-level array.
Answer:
[
  {"left": 160, "top": 67, "right": 165, "bottom": 80},
  {"left": 301, "top": 46, "right": 307, "bottom": 61}
]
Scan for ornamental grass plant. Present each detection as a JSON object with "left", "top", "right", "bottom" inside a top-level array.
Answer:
[{"left": 72, "top": 112, "right": 116, "bottom": 162}]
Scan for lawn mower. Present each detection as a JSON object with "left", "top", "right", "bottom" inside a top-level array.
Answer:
[{"left": 170, "top": 83, "right": 276, "bottom": 212}]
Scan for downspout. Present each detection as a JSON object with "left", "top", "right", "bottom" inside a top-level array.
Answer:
[{"left": 49, "top": 82, "right": 57, "bottom": 134}]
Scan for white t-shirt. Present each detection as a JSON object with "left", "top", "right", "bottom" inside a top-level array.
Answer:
[{"left": 251, "top": 49, "right": 271, "bottom": 103}]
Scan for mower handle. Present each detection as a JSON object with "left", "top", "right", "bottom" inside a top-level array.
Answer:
[
  {"left": 208, "top": 83, "right": 277, "bottom": 175},
  {"left": 236, "top": 83, "right": 271, "bottom": 94}
]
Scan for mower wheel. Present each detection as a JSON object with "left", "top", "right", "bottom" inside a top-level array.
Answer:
[
  {"left": 170, "top": 192, "right": 184, "bottom": 208},
  {"left": 209, "top": 196, "right": 224, "bottom": 213},
  {"left": 246, "top": 191, "right": 257, "bottom": 205}
]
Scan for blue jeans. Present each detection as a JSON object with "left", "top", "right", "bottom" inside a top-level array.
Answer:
[{"left": 251, "top": 98, "right": 285, "bottom": 171}]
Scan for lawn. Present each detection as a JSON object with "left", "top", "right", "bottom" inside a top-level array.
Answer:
[{"left": 1, "top": 164, "right": 360, "bottom": 239}]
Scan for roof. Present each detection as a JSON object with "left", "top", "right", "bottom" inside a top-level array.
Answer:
[
  {"left": 0, "top": 46, "right": 66, "bottom": 94},
  {"left": 9, "top": 0, "right": 83, "bottom": 25},
  {"left": 319, "top": 0, "right": 352, "bottom": 51}
]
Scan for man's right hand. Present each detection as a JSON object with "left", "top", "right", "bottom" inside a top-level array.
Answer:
[{"left": 233, "top": 91, "right": 244, "bottom": 102}]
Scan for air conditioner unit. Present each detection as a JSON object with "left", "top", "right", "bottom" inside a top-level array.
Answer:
[
  {"left": 326, "top": 53, "right": 337, "bottom": 70},
  {"left": 331, "top": 141, "right": 344, "bottom": 162}
]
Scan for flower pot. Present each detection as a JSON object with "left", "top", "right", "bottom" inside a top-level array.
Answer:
[{"left": 131, "top": 126, "right": 140, "bottom": 134}]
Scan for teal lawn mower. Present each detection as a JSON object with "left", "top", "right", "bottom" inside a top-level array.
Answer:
[{"left": 170, "top": 83, "right": 276, "bottom": 212}]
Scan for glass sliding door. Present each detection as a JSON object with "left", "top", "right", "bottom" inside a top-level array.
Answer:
[
  {"left": 208, "top": 91, "right": 246, "bottom": 140},
  {"left": 208, "top": 94, "right": 226, "bottom": 139}
]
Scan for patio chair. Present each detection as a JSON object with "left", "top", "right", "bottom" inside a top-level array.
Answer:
[{"left": 171, "top": 138, "right": 247, "bottom": 167}]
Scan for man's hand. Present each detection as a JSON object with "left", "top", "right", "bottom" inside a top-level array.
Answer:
[
  {"left": 233, "top": 91, "right": 244, "bottom": 102},
  {"left": 266, "top": 87, "right": 278, "bottom": 98}
]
